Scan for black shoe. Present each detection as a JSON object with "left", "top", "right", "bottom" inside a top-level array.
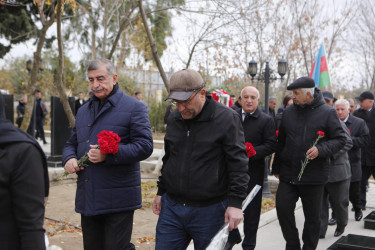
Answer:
[
  {"left": 328, "top": 217, "right": 337, "bottom": 225},
  {"left": 224, "top": 230, "right": 242, "bottom": 250},
  {"left": 334, "top": 227, "right": 345, "bottom": 237},
  {"left": 319, "top": 235, "right": 325, "bottom": 239},
  {"left": 351, "top": 207, "right": 355, "bottom": 212},
  {"left": 355, "top": 210, "right": 363, "bottom": 221},
  {"left": 223, "top": 238, "right": 242, "bottom": 250}
]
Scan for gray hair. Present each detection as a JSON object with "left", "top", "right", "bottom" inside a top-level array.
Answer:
[
  {"left": 269, "top": 96, "right": 277, "bottom": 102},
  {"left": 347, "top": 98, "right": 355, "bottom": 104},
  {"left": 335, "top": 99, "right": 350, "bottom": 110},
  {"left": 241, "top": 86, "right": 261, "bottom": 99},
  {"left": 301, "top": 87, "right": 315, "bottom": 96},
  {"left": 87, "top": 58, "right": 116, "bottom": 76}
]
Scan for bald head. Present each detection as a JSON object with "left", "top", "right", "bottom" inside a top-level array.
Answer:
[{"left": 240, "top": 86, "right": 260, "bottom": 114}]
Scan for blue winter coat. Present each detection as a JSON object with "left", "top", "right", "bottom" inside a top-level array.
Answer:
[{"left": 62, "top": 86, "right": 153, "bottom": 216}]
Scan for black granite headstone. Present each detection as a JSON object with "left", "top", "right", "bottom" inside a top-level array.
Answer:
[
  {"left": 48, "top": 96, "right": 75, "bottom": 167},
  {"left": 2, "top": 94, "right": 14, "bottom": 124}
]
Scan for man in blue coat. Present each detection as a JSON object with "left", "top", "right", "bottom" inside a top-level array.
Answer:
[{"left": 63, "top": 58, "right": 153, "bottom": 250}]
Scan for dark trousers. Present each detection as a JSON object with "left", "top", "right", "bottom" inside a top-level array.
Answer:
[
  {"left": 360, "top": 165, "right": 375, "bottom": 206},
  {"left": 349, "top": 181, "right": 362, "bottom": 211},
  {"left": 242, "top": 186, "right": 263, "bottom": 250},
  {"left": 35, "top": 117, "right": 46, "bottom": 143},
  {"left": 320, "top": 179, "right": 350, "bottom": 236},
  {"left": 156, "top": 194, "right": 227, "bottom": 250},
  {"left": 276, "top": 181, "right": 324, "bottom": 250},
  {"left": 81, "top": 211, "right": 136, "bottom": 250},
  {"left": 227, "top": 185, "right": 263, "bottom": 250}
]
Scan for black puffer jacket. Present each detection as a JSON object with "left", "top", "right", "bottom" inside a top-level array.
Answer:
[
  {"left": 157, "top": 96, "right": 249, "bottom": 208},
  {"left": 273, "top": 89, "right": 346, "bottom": 185}
]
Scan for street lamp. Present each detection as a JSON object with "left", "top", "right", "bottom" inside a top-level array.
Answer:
[
  {"left": 247, "top": 58, "right": 288, "bottom": 198},
  {"left": 25, "top": 59, "right": 45, "bottom": 73}
]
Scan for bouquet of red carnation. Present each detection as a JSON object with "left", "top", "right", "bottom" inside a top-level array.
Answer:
[
  {"left": 77, "top": 130, "right": 121, "bottom": 167},
  {"left": 298, "top": 131, "right": 325, "bottom": 181},
  {"left": 60, "top": 130, "right": 121, "bottom": 179},
  {"left": 276, "top": 130, "right": 279, "bottom": 137},
  {"left": 245, "top": 142, "right": 256, "bottom": 158}
]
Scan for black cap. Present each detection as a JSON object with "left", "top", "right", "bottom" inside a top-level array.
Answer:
[
  {"left": 322, "top": 91, "right": 334, "bottom": 101},
  {"left": 356, "top": 91, "right": 374, "bottom": 101},
  {"left": 287, "top": 77, "right": 315, "bottom": 90}
]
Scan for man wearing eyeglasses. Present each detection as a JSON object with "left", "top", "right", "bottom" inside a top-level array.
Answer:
[{"left": 152, "top": 69, "right": 249, "bottom": 250}]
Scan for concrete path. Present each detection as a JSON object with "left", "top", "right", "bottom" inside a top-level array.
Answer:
[
  {"left": 231, "top": 180, "right": 375, "bottom": 250},
  {"left": 38, "top": 137, "right": 375, "bottom": 250}
]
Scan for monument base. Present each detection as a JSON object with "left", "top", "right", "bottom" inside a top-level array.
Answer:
[
  {"left": 327, "top": 234, "right": 375, "bottom": 250},
  {"left": 47, "top": 155, "right": 62, "bottom": 168}
]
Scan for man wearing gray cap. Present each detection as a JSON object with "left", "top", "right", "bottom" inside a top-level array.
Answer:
[
  {"left": 354, "top": 90, "right": 375, "bottom": 210},
  {"left": 273, "top": 77, "right": 346, "bottom": 250},
  {"left": 152, "top": 69, "right": 249, "bottom": 249}
]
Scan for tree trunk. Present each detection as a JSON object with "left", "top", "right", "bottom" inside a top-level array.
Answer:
[
  {"left": 102, "top": 0, "right": 109, "bottom": 58},
  {"left": 56, "top": 0, "right": 75, "bottom": 128},
  {"left": 108, "top": 1, "right": 135, "bottom": 60},
  {"left": 88, "top": 0, "right": 96, "bottom": 59},
  {"left": 138, "top": 0, "right": 169, "bottom": 91},
  {"left": 20, "top": 6, "right": 56, "bottom": 132}
]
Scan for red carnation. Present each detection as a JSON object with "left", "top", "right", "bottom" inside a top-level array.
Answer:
[
  {"left": 298, "top": 130, "right": 325, "bottom": 181},
  {"left": 245, "top": 142, "right": 256, "bottom": 158},
  {"left": 60, "top": 130, "right": 121, "bottom": 179},
  {"left": 347, "top": 128, "right": 351, "bottom": 134},
  {"left": 276, "top": 130, "right": 279, "bottom": 137},
  {"left": 97, "top": 130, "right": 121, "bottom": 155}
]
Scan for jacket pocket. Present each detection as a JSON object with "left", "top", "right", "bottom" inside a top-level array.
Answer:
[{"left": 94, "top": 186, "right": 141, "bottom": 211}]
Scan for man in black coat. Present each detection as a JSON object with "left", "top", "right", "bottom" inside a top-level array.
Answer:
[
  {"left": 0, "top": 93, "right": 49, "bottom": 250},
  {"left": 16, "top": 95, "right": 27, "bottom": 128},
  {"left": 353, "top": 91, "right": 375, "bottom": 210},
  {"left": 273, "top": 77, "right": 346, "bottom": 250},
  {"left": 227, "top": 86, "right": 277, "bottom": 250},
  {"left": 74, "top": 92, "right": 86, "bottom": 115},
  {"left": 153, "top": 69, "right": 249, "bottom": 250},
  {"left": 336, "top": 99, "right": 369, "bottom": 221}
]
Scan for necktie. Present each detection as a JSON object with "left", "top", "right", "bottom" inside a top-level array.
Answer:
[{"left": 243, "top": 113, "right": 252, "bottom": 121}]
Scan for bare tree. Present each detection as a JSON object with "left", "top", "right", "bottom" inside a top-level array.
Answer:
[
  {"left": 55, "top": 0, "right": 76, "bottom": 127},
  {"left": 21, "top": 1, "right": 56, "bottom": 131},
  {"left": 138, "top": 0, "right": 170, "bottom": 91}
]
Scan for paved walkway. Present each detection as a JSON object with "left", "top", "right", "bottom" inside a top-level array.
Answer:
[
  {"left": 39, "top": 138, "right": 375, "bottom": 250},
  {"left": 253, "top": 180, "right": 375, "bottom": 250}
]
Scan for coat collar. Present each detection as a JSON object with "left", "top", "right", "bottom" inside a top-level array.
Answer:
[
  {"left": 237, "top": 107, "right": 260, "bottom": 120},
  {"left": 175, "top": 96, "right": 215, "bottom": 122},
  {"left": 346, "top": 114, "right": 354, "bottom": 125}
]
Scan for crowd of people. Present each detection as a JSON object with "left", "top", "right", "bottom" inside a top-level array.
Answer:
[{"left": 1, "top": 58, "right": 374, "bottom": 250}]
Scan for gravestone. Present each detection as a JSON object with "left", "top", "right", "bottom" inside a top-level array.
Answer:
[
  {"left": 47, "top": 96, "right": 75, "bottom": 167},
  {"left": 2, "top": 94, "right": 14, "bottom": 124}
]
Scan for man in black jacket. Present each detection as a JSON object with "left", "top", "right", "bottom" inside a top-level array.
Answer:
[
  {"left": 227, "top": 86, "right": 277, "bottom": 250},
  {"left": 336, "top": 99, "right": 369, "bottom": 221},
  {"left": 27, "top": 90, "right": 48, "bottom": 144},
  {"left": 74, "top": 92, "right": 86, "bottom": 115},
  {"left": 0, "top": 93, "right": 49, "bottom": 250},
  {"left": 353, "top": 91, "right": 375, "bottom": 210},
  {"left": 273, "top": 77, "right": 346, "bottom": 250},
  {"left": 152, "top": 69, "right": 249, "bottom": 250}
]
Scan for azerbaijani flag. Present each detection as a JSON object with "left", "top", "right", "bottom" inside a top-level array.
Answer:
[{"left": 309, "top": 44, "right": 331, "bottom": 89}]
